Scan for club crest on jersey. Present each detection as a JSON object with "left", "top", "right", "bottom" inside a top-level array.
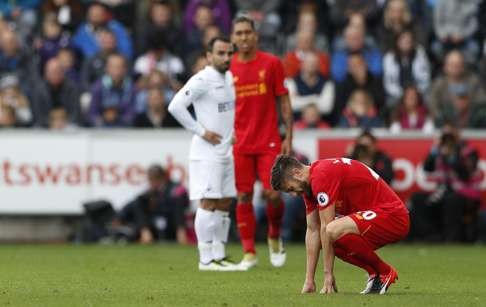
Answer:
[{"left": 317, "top": 192, "right": 329, "bottom": 207}]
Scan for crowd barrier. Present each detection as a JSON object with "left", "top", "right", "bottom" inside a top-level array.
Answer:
[{"left": 0, "top": 129, "right": 485, "bottom": 214}]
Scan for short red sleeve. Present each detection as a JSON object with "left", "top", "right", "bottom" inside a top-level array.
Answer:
[
  {"left": 311, "top": 162, "right": 342, "bottom": 211},
  {"left": 272, "top": 57, "right": 289, "bottom": 97}
]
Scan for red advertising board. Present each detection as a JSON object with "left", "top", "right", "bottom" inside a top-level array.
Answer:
[{"left": 318, "top": 138, "right": 486, "bottom": 208}]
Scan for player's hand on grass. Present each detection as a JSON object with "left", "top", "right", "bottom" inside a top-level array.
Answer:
[
  {"left": 202, "top": 130, "right": 222, "bottom": 145},
  {"left": 301, "top": 280, "right": 316, "bottom": 294},
  {"left": 320, "top": 274, "right": 338, "bottom": 294}
]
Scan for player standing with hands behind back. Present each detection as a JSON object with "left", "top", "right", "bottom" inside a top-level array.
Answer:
[
  {"left": 168, "top": 37, "right": 241, "bottom": 271},
  {"left": 230, "top": 15, "right": 293, "bottom": 269}
]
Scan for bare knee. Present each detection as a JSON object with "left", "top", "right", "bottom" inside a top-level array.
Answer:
[
  {"left": 263, "top": 189, "right": 280, "bottom": 205},
  {"left": 237, "top": 192, "right": 252, "bottom": 204},
  {"left": 325, "top": 221, "right": 343, "bottom": 242}
]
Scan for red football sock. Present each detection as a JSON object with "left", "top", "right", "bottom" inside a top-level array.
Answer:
[
  {"left": 236, "top": 202, "right": 256, "bottom": 254},
  {"left": 334, "top": 234, "right": 390, "bottom": 275},
  {"left": 334, "top": 246, "right": 376, "bottom": 276},
  {"left": 266, "top": 200, "right": 284, "bottom": 239}
]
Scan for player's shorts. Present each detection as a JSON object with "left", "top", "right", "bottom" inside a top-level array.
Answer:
[
  {"left": 189, "top": 159, "right": 237, "bottom": 200},
  {"left": 348, "top": 206, "right": 410, "bottom": 250},
  {"left": 234, "top": 151, "right": 279, "bottom": 193}
]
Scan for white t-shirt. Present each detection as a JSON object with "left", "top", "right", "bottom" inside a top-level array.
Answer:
[{"left": 168, "top": 66, "right": 235, "bottom": 162}]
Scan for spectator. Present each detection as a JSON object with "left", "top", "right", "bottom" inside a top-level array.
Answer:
[
  {"left": 135, "top": 69, "right": 177, "bottom": 114},
  {"left": 185, "top": 24, "right": 221, "bottom": 71},
  {"left": 284, "top": 9, "right": 329, "bottom": 54},
  {"left": 282, "top": 30, "right": 330, "bottom": 78},
  {"left": 0, "top": 74, "right": 33, "bottom": 126},
  {"left": 87, "top": 53, "right": 135, "bottom": 127},
  {"left": 286, "top": 52, "right": 334, "bottom": 119},
  {"left": 333, "top": 54, "right": 384, "bottom": 124},
  {"left": 376, "top": 0, "right": 424, "bottom": 52},
  {"left": 31, "top": 57, "right": 80, "bottom": 127},
  {"left": 190, "top": 53, "right": 208, "bottom": 74},
  {"left": 183, "top": 0, "right": 231, "bottom": 35},
  {"left": 0, "top": 29, "right": 39, "bottom": 89},
  {"left": 96, "top": 0, "right": 136, "bottom": 29},
  {"left": 115, "top": 164, "right": 189, "bottom": 244},
  {"left": 134, "top": 32, "right": 185, "bottom": 81},
  {"left": 0, "top": 0, "right": 40, "bottom": 43},
  {"left": 48, "top": 106, "right": 76, "bottom": 130},
  {"left": 409, "top": 125, "right": 482, "bottom": 242},
  {"left": 331, "top": 12, "right": 377, "bottom": 52},
  {"left": 432, "top": 0, "right": 480, "bottom": 63},
  {"left": 428, "top": 50, "right": 486, "bottom": 126},
  {"left": 389, "top": 86, "right": 434, "bottom": 133},
  {"left": 133, "top": 87, "right": 179, "bottom": 128},
  {"left": 57, "top": 47, "right": 80, "bottom": 83},
  {"left": 138, "top": 0, "right": 182, "bottom": 55},
  {"left": 80, "top": 28, "right": 117, "bottom": 89},
  {"left": 383, "top": 29, "right": 430, "bottom": 107},
  {"left": 41, "top": 0, "right": 83, "bottom": 34},
  {"left": 0, "top": 104, "right": 17, "bottom": 128},
  {"left": 183, "top": 4, "right": 216, "bottom": 56},
  {"left": 346, "top": 130, "right": 395, "bottom": 184},
  {"left": 329, "top": 0, "right": 381, "bottom": 32},
  {"left": 294, "top": 103, "right": 330, "bottom": 130},
  {"left": 35, "top": 15, "right": 72, "bottom": 72},
  {"left": 72, "top": 2, "right": 133, "bottom": 59},
  {"left": 338, "top": 89, "right": 383, "bottom": 129},
  {"left": 331, "top": 25, "right": 382, "bottom": 82}
]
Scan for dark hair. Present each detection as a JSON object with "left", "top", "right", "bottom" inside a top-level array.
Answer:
[
  {"left": 393, "top": 28, "right": 416, "bottom": 59},
  {"left": 270, "top": 155, "right": 303, "bottom": 191},
  {"left": 147, "top": 164, "right": 167, "bottom": 179},
  {"left": 207, "top": 36, "right": 231, "bottom": 52},
  {"left": 358, "top": 129, "right": 376, "bottom": 143},
  {"left": 232, "top": 14, "right": 256, "bottom": 31}
]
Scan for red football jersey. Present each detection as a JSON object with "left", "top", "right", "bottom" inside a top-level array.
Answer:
[
  {"left": 230, "top": 51, "right": 288, "bottom": 154},
  {"left": 303, "top": 158, "right": 408, "bottom": 216}
]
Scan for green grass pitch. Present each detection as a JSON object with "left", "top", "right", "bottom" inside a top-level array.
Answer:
[{"left": 0, "top": 243, "right": 485, "bottom": 306}]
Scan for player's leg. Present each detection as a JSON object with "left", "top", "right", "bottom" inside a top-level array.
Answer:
[
  {"left": 234, "top": 153, "right": 258, "bottom": 268},
  {"left": 258, "top": 152, "right": 286, "bottom": 267},
  {"left": 212, "top": 159, "right": 240, "bottom": 267},
  {"left": 325, "top": 214, "right": 396, "bottom": 294},
  {"left": 329, "top": 209, "right": 409, "bottom": 294},
  {"left": 191, "top": 160, "right": 233, "bottom": 271}
]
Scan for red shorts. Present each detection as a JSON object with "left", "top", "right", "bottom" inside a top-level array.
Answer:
[
  {"left": 348, "top": 207, "right": 410, "bottom": 250},
  {"left": 234, "top": 151, "right": 279, "bottom": 192}
]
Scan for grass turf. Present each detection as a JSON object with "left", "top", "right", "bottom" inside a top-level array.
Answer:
[{"left": 0, "top": 243, "right": 485, "bottom": 306}]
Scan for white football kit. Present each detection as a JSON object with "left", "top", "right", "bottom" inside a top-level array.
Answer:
[{"left": 168, "top": 66, "right": 236, "bottom": 200}]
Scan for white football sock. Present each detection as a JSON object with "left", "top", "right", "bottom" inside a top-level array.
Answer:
[
  {"left": 195, "top": 208, "right": 214, "bottom": 264},
  {"left": 212, "top": 210, "right": 230, "bottom": 261}
]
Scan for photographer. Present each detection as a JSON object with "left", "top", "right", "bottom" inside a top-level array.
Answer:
[
  {"left": 115, "top": 164, "right": 189, "bottom": 244},
  {"left": 347, "top": 130, "right": 394, "bottom": 184},
  {"left": 409, "top": 125, "right": 481, "bottom": 242}
]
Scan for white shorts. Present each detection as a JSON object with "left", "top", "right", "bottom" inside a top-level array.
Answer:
[{"left": 189, "top": 160, "right": 237, "bottom": 200}]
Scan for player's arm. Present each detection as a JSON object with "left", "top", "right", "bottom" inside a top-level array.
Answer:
[
  {"left": 302, "top": 208, "right": 320, "bottom": 294},
  {"left": 278, "top": 94, "right": 293, "bottom": 155},
  {"left": 168, "top": 79, "right": 221, "bottom": 145},
  {"left": 319, "top": 204, "right": 338, "bottom": 294}
]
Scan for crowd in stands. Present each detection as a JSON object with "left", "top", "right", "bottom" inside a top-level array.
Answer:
[{"left": 0, "top": 0, "right": 485, "bottom": 130}]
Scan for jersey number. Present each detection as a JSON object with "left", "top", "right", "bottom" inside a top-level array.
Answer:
[
  {"left": 356, "top": 210, "right": 377, "bottom": 220},
  {"left": 339, "top": 158, "right": 379, "bottom": 180}
]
